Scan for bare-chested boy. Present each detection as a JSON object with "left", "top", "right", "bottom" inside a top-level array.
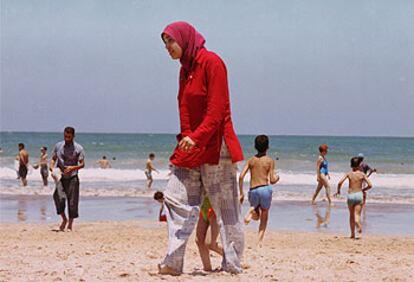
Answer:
[
  {"left": 335, "top": 157, "right": 373, "bottom": 239},
  {"left": 96, "top": 155, "right": 111, "bottom": 169},
  {"left": 145, "top": 153, "right": 158, "bottom": 189},
  {"left": 239, "top": 135, "right": 279, "bottom": 245},
  {"left": 18, "top": 143, "right": 29, "bottom": 186}
]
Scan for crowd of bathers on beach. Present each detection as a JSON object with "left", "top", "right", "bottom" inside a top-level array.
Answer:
[{"left": 9, "top": 21, "right": 379, "bottom": 276}]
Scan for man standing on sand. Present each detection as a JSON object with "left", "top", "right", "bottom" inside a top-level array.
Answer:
[
  {"left": 18, "top": 143, "right": 29, "bottom": 186},
  {"left": 50, "top": 127, "right": 85, "bottom": 231}
]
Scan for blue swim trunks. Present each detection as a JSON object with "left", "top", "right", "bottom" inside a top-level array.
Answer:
[
  {"left": 347, "top": 191, "right": 363, "bottom": 206},
  {"left": 248, "top": 185, "right": 273, "bottom": 209}
]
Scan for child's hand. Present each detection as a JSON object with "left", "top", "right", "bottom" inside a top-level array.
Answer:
[
  {"left": 333, "top": 192, "right": 340, "bottom": 198},
  {"left": 239, "top": 194, "right": 244, "bottom": 204}
]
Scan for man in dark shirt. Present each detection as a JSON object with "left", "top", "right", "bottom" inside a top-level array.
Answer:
[
  {"left": 357, "top": 153, "right": 377, "bottom": 177},
  {"left": 50, "top": 127, "right": 85, "bottom": 231},
  {"left": 357, "top": 153, "right": 377, "bottom": 213}
]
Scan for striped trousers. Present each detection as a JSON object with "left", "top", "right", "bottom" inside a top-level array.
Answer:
[{"left": 160, "top": 143, "right": 244, "bottom": 273}]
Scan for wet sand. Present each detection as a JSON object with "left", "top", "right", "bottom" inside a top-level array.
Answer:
[
  {"left": 0, "top": 221, "right": 413, "bottom": 281},
  {"left": 2, "top": 194, "right": 414, "bottom": 235}
]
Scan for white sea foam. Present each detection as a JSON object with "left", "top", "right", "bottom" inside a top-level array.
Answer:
[
  {"left": 1, "top": 167, "right": 414, "bottom": 204},
  {"left": 1, "top": 167, "right": 413, "bottom": 189}
]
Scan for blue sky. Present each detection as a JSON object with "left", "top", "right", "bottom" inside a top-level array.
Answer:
[{"left": 1, "top": 0, "right": 413, "bottom": 136}]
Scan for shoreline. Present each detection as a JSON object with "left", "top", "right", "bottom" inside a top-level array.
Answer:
[{"left": 0, "top": 220, "right": 413, "bottom": 281}]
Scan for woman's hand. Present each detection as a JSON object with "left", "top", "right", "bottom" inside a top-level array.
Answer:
[{"left": 178, "top": 136, "right": 196, "bottom": 152}]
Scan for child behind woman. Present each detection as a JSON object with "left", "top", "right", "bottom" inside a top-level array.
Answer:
[{"left": 195, "top": 194, "right": 223, "bottom": 271}]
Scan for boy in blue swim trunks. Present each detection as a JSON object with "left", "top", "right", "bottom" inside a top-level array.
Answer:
[
  {"left": 335, "top": 157, "right": 373, "bottom": 239},
  {"left": 239, "top": 135, "right": 279, "bottom": 244}
]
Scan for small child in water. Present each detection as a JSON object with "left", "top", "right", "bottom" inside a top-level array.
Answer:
[
  {"left": 239, "top": 135, "right": 279, "bottom": 245},
  {"left": 145, "top": 153, "right": 158, "bottom": 189},
  {"left": 335, "top": 157, "right": 373, "bottom": 239}
]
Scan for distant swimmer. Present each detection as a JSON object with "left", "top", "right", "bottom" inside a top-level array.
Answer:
[
  {"left": 33, "top": 147, "right": 49, "bottom": 186},
  {"left": 17, "top": 143, "right": 29, "bottom": 186},
  {"left": 311, "top": 144, "right": 332, "bottom": 206},
  {"left": 145, "top": 153, "right": 158, "bottom": 189},
  {"left": 97, "top": 155, "right": 111, "bottom": 169},
  {"left": 335, "top": 157, "right": 373, "bottom": 239}
]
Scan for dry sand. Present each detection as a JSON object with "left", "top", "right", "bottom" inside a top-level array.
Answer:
[{"left": 1, "top": 221, "right": 413, "bottom": 281}]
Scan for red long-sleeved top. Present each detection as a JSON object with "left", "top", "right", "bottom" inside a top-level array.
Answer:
[{"left": 169, "top": 48, "right": 244, "bottom": 168}]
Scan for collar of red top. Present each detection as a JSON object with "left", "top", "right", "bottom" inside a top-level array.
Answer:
[
  {"left": 181, "top": 48, "right": 207, "bottom": 78},
  {"left": 193, "top": 47, "right": 207, "bottom": 68}
]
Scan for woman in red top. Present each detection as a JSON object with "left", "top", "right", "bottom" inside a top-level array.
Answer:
[{"left": 158, "top": 22, "right": 244, "bottom": 276}]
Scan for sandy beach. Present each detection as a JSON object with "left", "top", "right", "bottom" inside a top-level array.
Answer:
[{"left": 1, "top": 221, "right": 413, "bottom": 282}]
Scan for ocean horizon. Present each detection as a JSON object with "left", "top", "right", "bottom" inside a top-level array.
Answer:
[{"left": 1, "top": 132, "right": 413, "bottom": 205}]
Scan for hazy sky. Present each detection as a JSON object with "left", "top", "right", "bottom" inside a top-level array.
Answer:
[{"left": 1, "top": 0, "right": 413, "bottom": 136}]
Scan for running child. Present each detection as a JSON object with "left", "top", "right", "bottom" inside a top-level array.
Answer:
[
  {"left": 335, "top": 157, "right": 373, "bottom": 239},
  {"left": 239, "top": 135, "right": 279, "bottom": 245}
]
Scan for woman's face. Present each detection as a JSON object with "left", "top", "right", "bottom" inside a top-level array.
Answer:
[{"left": 162, "top": 33, "right": 182, "bottom": 60}]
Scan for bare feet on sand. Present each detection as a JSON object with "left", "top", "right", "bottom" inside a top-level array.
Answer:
[
  {"left": 157, "top": 264, "right": 180, "bottom": 276},
  {"left": 59, "top": 219, "right": 67, "bottom": 231}
]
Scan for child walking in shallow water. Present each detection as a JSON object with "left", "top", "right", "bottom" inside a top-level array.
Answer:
[
  {"left": 239, "top": 135, "right": 279, "bottom": 245},
  {"left": 311, "top": 144, "right": 332, "bottom": 206},
  {"left": 335, "top": 157, "right": 373, "bottom": 239},
  {"left": 145, "top": 153, "right": 158, "bottom": 189}
]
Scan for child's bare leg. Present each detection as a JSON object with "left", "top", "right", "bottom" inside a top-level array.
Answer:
[
  {"left": 208, "top": 216, "right": 223, "bottom": 256},
  {"left": 244, "top": 207, "right": 255, "bottom": 224},
  {"left": 258, "top": 208, "right": 269, "bottom": 245},
  {"left": 348, "top": 204, "right": 356, "bottom": 238},
  {"left": 354, "top": 204, "right": 363, "bottom": 234},
  {"left": 362, "top": 192, "right": 367, "bottom": 223},
  {"left": 147, "top": 178, "right": 153, "bottom": 189},
  {"left": 59, "top": 213, "right": 67, "bottom": 231},
  {"left": 195, "top": 218, "right": 212, "bottom": 271},
  {"left": 311, "top": 181, "right": 323, "bottom": 204}
]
